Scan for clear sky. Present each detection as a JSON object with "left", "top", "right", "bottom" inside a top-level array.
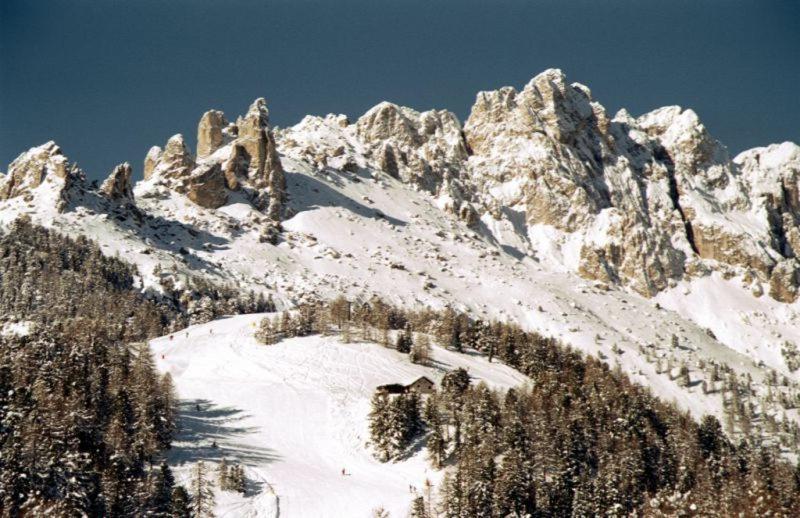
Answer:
[{"left": 1, "top": 0, "right": 798, "bottom": 180}]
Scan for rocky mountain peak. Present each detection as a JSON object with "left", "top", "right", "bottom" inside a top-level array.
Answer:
[
  {"left": 148, "top": 134, "right": 195, "bottom": 181},
  {"left": 0, "top": 141, "right": 82, "bottom": 211},
  {"left": 136, "top": 99, "right": 286, "bottom": 216},
  {"left": 354, "top": 102, "right": 468, "bottom": 195},
  {"left": 197, "top": 110, "right": 228, "bottom": 159},
  {"left": 99, "top": 162, "right": 134, "bottom": 203}
]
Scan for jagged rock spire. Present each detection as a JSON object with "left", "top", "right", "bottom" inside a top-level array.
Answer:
[
  {"left": 143, "top": 145, "right": 162, "bottom": 180},
  {"left": 99, "top": 162, "right": 134, "bottom": 203},
  {"left": 197, "top": 110, "right": 228, "bottom": 159},
  {"left": 234, "top": 98, "right": 286, "bottom": 218},
  {"left": 0, "top": 141, "right": 81, "bottom": 212}
]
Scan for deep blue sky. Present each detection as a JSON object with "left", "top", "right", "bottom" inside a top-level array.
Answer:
[{"left": 2, "top": 0, "right": 798, "bottom": 180}]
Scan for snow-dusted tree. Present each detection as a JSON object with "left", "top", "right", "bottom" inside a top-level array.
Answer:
[
  {"left": 369, "top": 392, "right": 393, "bottom": 462},
  {"left": 189, "top": 295, "right": 215, "bottom": 325},
  {"left": 190, "top": 461, "right": 215, "bottom": 517},
  {"left": 171, "top": 486, "right": 192, "bottom": 518},
  {"left": 229, "top": 464, "right": 246, "bottom": 494},
  {"left": 410, "top": 332, "right": 432, "bottom": 365},
  {"left": 409, "top": 496, "right": 428, "bottom": 517},
  {"left": 217, "top": 458, "right": 230, "bottom": 491},
  {"left": 254, "top": 317, "right": 278, "bottom": 345},
  {"left": 148, "top": 463, "right": 176, "bottom": 517},
  {"left": 395, "top": 323, "right": 412, "bottom": 353}
]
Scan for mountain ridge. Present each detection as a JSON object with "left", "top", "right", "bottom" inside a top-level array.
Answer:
[{"left": 1, "top": 70, "right": 800, "bottom": 450}]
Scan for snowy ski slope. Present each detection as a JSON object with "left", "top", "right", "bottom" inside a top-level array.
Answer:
[{"left": 153, "top": 314, "right": 527, "bottom": 517}]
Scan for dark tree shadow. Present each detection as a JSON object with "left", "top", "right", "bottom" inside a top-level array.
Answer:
[
  {"left": 167, "top": 399, "right": 280, "bottom": 467},
  {"left": 66, "top": 188, "right": 241, "bottom": 279},
  {"left": 285, "top": 171, "right": 407, "bottom": 227}
]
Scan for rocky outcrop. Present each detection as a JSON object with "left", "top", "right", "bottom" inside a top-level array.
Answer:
[
  {"left": 460, "top": 68, "right": 800, "bottom": 298},
  {"left": 0, "top": 142, "right": 81, "bottom": 212},
  {"left": 99, "top": 163, "right": 134, "bottom": 203},
  {"left": 770, "top": 259, "right": 800, "bottom": 303},
  {"left": 197, "top": 110, "right": 228, "bottom": 159},
  {"left": 269, "top": 69, "right": 800, "bottom": 301},
  {"left": 223, "top": 144, "right": 248, "bottom": 191},
  {"left": 143, "top": 146, "right": 162, "bottom": 180},
  {"left": 148, "top": 135, "right": 195, "bottom": 180},
  {"left": 0, "top": 141, "right": 70, "bottom": 200},
  {"left": 355, "top": 102, "right": 468, "bottom": 194},
  {"left": 185, "top": 163, "right": 227, "bottom": 209},
  {"left": 139, "top": 100, "right": 286, "bottom": 216}
]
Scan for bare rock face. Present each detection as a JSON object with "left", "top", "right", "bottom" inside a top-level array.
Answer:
[
  {"left": 770, "top": 259, "right": 800, "bottom": 303},
  {"left": 236, "top": 98, "right": 271, "bottom": 184},
  {"left": 185, "top": 163, "right": 228, "bottom": 209},
  {"left": 464, "top": 69, "right": 692, "bottom": 295},
  {"left": 100, "top": 163, "right": 134, "bottom": 203},
  {"left": 0, "top": 141, "right": 71, "bottom": 200},
  {"left": 197, "top": 110, "right": 228, "bottom": 159},
  {"left": 355, "top": 102, "right": 468, "bottom": 194},
  {"left": 462, "top": 68, "right": 780, "bottom": 296},
  {"left": 143, "top": 146, "right": 162, "bottom": 180},
  {"left": 149, "top": 134, "right": 195, "bottom": 180},
  {"left": 0, "top": 142, "right": 82, "bottom": 211},
  {"left": 139, "top": 100, "right": 286, "bottom": 216},
  {"left": 234, "top": 98, "right": 286, "bottom": 218},
  {"left": 223, "top": 144, "right": 248, "bottom": 191}
]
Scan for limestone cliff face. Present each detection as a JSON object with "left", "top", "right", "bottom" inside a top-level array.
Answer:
[
  {"left": 355, "top": 102, "right": 468, "bottom": 197},
  {"left": 5, "top": 70, "right": 799, "bottom": 302},
  {"left": 197, "top": 110, "right": 227, "bottom": 159},
  {"left": 141, "top": 99, "right": 286, "bottom": 216},
  {"left": 276, "top": 68, "right": 800, "bottom": 301},
  {"left": 0, "top": 141, "right": 81, "bottom": 212},
  {"left": 455, "top": 69, "right": 799, "bottom": 299},
  {"left": 99, "top": 163, "right": 134, "bottom": 203}
]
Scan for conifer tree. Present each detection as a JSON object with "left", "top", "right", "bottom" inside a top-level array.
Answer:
[
  {"left": 149, "top": 463, "right": 176, "bottom": 517},
  {"left": 369, "top": 392, "right": 393, "bottom": 462},
  {"left": 171, "top": 486, "right": 191, "bottom": 518},
  {"left": 190, "top": 461, "right": 215, "bottom": 518},
  {"left": 217, "top": 458, "right": 230, "bottom": 491}
]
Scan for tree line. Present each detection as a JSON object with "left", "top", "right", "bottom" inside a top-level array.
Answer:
[{"left": 271, "top": 296, "right": 800, "bottom": 516}]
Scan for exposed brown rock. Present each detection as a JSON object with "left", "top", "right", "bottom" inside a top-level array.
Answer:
[
  {"left": 223, "top": 144, "right": 248, "bottom": 191},
  {"left": 186, "top": 163, "right": 227, "bottom": 209},
  {"left": 197, "top": 110, "right": 228, "bottom": 159},
  {"left": 159, "top": 135, "right": 195, "bottom": 179},
  {"left": 99, "top": 163, "right": 134, "bottom": 203},
  {"left": 355, "top": 102, "right": 468, "bottom": 194},
  {"left": 0, "top": 141, "right": 72, "bottom": 200},
  {"left": 143, "top": 146, "right": 162, "bottom": 180},
  {"left": 770, "top": 259, "right": 800, "bottom": 303}
]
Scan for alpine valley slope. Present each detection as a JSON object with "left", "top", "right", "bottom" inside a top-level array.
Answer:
[
  {"left": 2, "top": 70, "right": 800, "bottom": 481},
  {"left": 152, "top": 314, "right": 528, "bottom": 517}
]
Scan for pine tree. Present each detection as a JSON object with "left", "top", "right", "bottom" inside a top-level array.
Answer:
[
  {"left": 255, "top": 317, "right": 278, "bottom": 344},
  {"left": 410, "top": 332, "right": 432, "bottom": 365},
  {"left": 171, "top": 486, "right": 191, "bottom": 518},
  {"left": 190, "top": 461, "right": 215, "bottom": 518},
  {"left": 149, "top": 463, "right": 176, "bottom": 517},
  {"left": 369, "top": 392, "right": 392, "bottom": 462},
  {"left": 217, "top": 458, "right": 230, "bottom": 491},
  {"left": 229, "top": 464, "right": 246, "bottom": 494},
  {"left": 410, "top": 495, "right": 428, "bottom": 517}
]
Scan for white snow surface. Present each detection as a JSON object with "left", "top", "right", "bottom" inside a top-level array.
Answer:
[
  {"left": 153, "top": 314, "right": 527, "bottom": 517},
  {"left": 2, "top": 128, "right": 799, "bottom": 432}
]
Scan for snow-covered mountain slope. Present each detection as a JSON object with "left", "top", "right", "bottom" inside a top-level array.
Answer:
[
  {"left": 2, "top": 69, "right": 800, "bottom": 452},
  {"left": 152, "top": 314, "right": 526, "bottom": 517}
]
